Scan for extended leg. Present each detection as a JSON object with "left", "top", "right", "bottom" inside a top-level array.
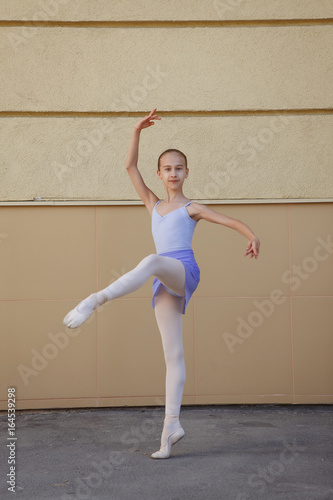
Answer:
[
  {"left": 63, "top": 254, "right": 186, "bottom": 328},
  {"left": 151, "top": 287, "right": 186, "bottom": 459}
]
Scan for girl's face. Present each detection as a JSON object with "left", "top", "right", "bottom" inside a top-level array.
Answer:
[{"left": 157, "top": 152, "right": 188, "bottom": 189}]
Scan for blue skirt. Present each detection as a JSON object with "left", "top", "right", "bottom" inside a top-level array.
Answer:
[{"left": 152, "top": 249, "right": 200, "bottom": 315}]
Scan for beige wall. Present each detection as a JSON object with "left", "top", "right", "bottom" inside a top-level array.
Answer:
[
  {"left": 1, "top": 203, "right": 332, "bottom": 410},
  {"left": 1, "top": 1, "right": 332, "bottom": 409}
]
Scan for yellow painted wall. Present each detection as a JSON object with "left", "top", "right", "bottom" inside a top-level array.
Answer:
[
  {"left": 0, "top": 115, "right": 332, "bottom": 201},
  {"left": 0, "top": 2, "right": 332, "bottom": 201},
  {"left": 0, "top": 0, "right": 332, "bottom": 21},
  {"left": 1, "top": 1, "right": 332, "bottom": 409}
]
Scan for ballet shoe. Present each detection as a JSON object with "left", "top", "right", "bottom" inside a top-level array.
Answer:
[
  {"left": 150, "top": 425, "right": 185, "bottom": 459},
  {"left": 63, "top": 292, "right": 109, "bottom": 329},
  {"left": 63, "top": 293, "right": 98, "bottom": 329},
  {"left": 63, "top": 307, "right": 92, "bottom": 329}
]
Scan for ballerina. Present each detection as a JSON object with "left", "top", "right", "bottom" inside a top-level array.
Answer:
[{"left": 63, "top": 108, "right": 260, "bottom": 458}]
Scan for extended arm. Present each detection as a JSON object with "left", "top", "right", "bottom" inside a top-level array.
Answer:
[
  {"left": 125, "top": 109, "right": 161, "bottom": 213},
  {"left": 192, "top": 203, "right": 260, "bottom": 259}
]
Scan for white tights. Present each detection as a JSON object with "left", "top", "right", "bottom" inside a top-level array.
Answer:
[
  {"left": 153, "top": 286, "right": 186, "bottom": 417},
  {"left": 64, "top": 254, "right": 187, "bottom": 419}
]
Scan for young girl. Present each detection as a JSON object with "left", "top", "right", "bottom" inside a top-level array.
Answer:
[{"left": 63, "top": 108, "right": 260, "bottom": 459}]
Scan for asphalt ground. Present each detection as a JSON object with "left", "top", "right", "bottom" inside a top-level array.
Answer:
[{"left": 1, "top": 404, "right": 332, "bottom": 500}]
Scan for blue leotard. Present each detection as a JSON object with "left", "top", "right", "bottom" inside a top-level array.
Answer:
[{"left": 151, "top": 200, "right": 200, "bottom": 314}]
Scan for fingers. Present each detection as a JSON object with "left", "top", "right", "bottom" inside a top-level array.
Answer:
[
  {"left": 148, "top": 108, "right": 161, "bottom": 120},
  {"left": 148, "top": 108, "right": 157, "bottom": 118},
  {"left": 252, "top": 247, "right": 259, "bottom": 259},
  {"left": 135, "top": 110, "right": 161, "bottom": 131},
  {"left": 244, "top": 243, "right": 259, "bottom": 259}
]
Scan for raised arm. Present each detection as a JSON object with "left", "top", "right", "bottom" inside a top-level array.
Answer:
[{"left": 125, "top": 109, "right": 161, "bottom": 214}]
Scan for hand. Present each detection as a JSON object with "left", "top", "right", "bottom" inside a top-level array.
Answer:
[
  {"left": 244, "top": 237, "right": 260, "bottom": 259},
  {"left": 134, "top": 108, "right": 161, "bottom": 132}
]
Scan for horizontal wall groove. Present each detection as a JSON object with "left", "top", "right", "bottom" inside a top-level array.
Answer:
[
  {"left": 1, "top": 109, "right": 333, "bottom": 118},
  {"left": 0, "top": 19, "right": 332, "bottom": 28},
  {"left": 0, "top": 17, "right": 333, "bottom": 28}
]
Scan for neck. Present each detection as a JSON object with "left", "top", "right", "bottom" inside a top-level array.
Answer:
[{"left": 163, "top": 187, "right": 186, "bottom": 204}]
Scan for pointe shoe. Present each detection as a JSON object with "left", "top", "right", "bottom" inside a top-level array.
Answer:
[{"left": 151, "top": 425, "right": 185, "bottom": 459}]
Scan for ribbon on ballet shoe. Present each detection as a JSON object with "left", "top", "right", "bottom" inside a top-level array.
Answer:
[{"left": 150, "top": 425, "right": 185, "bottom": 459}]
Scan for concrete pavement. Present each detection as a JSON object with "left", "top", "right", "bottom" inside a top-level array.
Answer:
[{"left": 1, "top": 405, "right": 332, "bottom": 500}]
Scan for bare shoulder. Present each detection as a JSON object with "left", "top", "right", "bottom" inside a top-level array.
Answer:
[
  {"left": 187, "top": 201, "right": 206, "bottom": 222},
  {"left": 187, "top": 202, "right": 235, "bottom": 226}
]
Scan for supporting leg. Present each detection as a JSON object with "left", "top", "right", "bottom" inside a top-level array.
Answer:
[{"left": 151, "top": 287, "right": 186, "bottom": 459}]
